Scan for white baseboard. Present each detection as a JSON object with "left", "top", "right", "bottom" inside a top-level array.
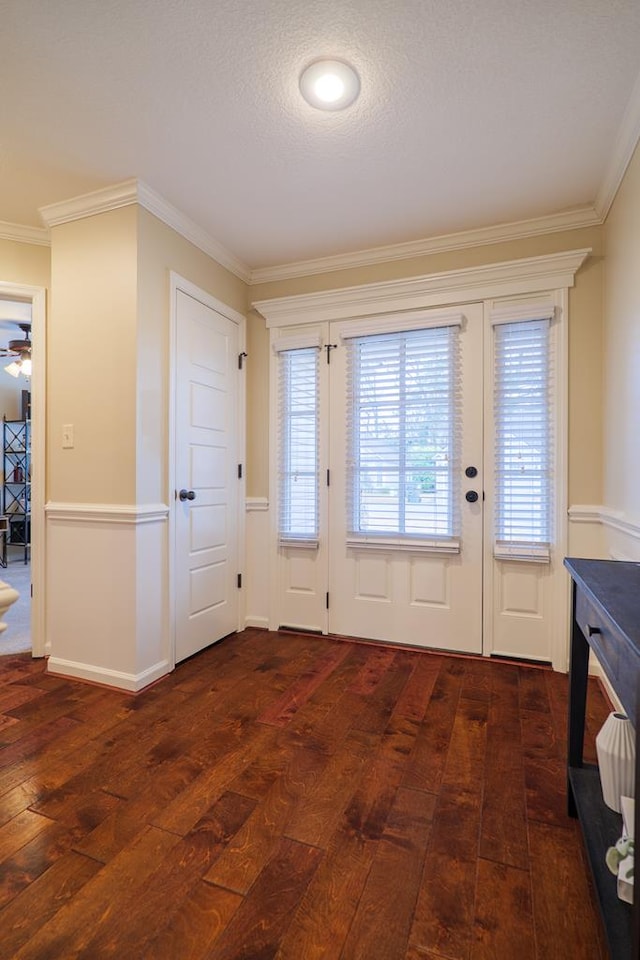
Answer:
[
  {"left": 47, "top": 657, "right": 171, "bottom": 692},
  {"left": 244, "top": 616, "right": 269, "bottom": 630}
]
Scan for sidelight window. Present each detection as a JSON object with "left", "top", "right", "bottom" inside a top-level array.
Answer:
[
  {"left": 277, "top": 345, "right": 320, "bottom": 545},
  {"left": 493, "top": 317, "right": 553, "bottom": 560}
]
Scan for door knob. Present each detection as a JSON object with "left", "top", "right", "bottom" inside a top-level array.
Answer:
[
  {"left": 178, "top": 489, "right": 196, "bottom": 502},
  {"left": 465, "top": 490, "right": 479, "bottom": 503},
  {"left": 465, "top": 466, "right": 478, "bottom": 478}
]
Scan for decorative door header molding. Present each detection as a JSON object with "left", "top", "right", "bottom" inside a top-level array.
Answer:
[{"left": 253, "top": 249, "right": 591, "bottom": 328}]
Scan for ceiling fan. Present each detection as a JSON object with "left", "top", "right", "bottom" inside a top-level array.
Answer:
[{"left": 0, "top": 321, "right": 32, "bottom": 378}]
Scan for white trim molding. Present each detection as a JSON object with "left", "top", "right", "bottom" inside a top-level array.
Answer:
[
  {"left": 26, "top": 179, "right": 605, "bottom": 289},
  {"left": 47, "top": 657, "right": 171, "bottom": 693},
  {"left": 38, "top": 179, "right": 251, "bottom": 282},
  {"left": 46, "top": 496, "right": 171, "bottom": 692},
  {"left": 250, "top": 207, "right": 600, "bottom": 284},
  {"left": 45, "top": 502, "right": 169, "bottom": 524},
  {"left": 601, "top": 509, "right": 640, "bottom": 542},
  {"left": 39, "top": 180, "right": 139, "bottom": 227},
  {"left": 596, "top": 70, "right": 640, "bottom": 221},
  {"left": 0, "top": 220, "right": 50, "bottom": 246},
  {"left": 569, "top": 504, "right": 640, "bottom": 542},
  {"left": 246, "top": 497, "right": 269, "bottom": 512},
  {"left": 253, "top": 249, "right": 591, "bottom": 327},
  {"left": 568, "top": 504, "right": 605, "bottom": 525}
]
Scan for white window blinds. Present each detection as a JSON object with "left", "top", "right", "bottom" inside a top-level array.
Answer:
[
  {"left": 277, "top": 346, "right": 320, "bottom": 545},
  {"left": 493, "top": 318, "right": 553, "bottom": 560},
  {"left": 347, "top": 326, "right": 460, "bottom": 542}
]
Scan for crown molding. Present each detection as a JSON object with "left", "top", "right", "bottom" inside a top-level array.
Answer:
[
  {"left": 596, "top": 70, "right": 640, "bottom": 220},
  {"left": 137, "top": 182, "right": 251, "bottom": 282},
  {"left": 249, "top": 206, "right": 601, "bottom": 285},
  {"left": 0, "top": 220, "right": 50, "bottom": 247},
  {"left": 253, "top": 248, "right": 591, "bottom": 327},
  {"left": 38, "top": 179, "right": 139, "bottom": 227},
  {"left": 38, "top": 179, "right": 251, "bottom": 282}
]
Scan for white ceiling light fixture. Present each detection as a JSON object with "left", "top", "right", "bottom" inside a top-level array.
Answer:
[
  {"left": 299, "top": 59, "right": 360, "bottom": 111},
  {"left": 5, "top": 356, "right": 31, "bottom": 379},
  {"left": 0, "top": 322, "right": 32, "bottom": 379}
]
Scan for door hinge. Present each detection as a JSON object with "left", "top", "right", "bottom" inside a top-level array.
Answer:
[
  {"left": 238, "top": 463, "right": 243, "bottom": 479},
  {"left": 238, "top": 352, "right": 248, "bottom": 370},
  {"left": 326, "top": 592, "right": 329, "bottom": 609},
  {"left": 325, "top": 344, "right": 337, "bottom": 364},
  {"left": 326, "top": 468, "right": 330, "bottom": 486},
  {"left": 237, "top": 573, "right": 242, "bottom": 589}
]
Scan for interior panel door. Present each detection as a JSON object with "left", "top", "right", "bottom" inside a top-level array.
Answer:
[{"left": 175, "top": 290, "right": 239, "bottom": 663}]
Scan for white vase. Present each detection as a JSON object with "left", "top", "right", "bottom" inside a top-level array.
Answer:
[{"left": 596, "top": 711, "right": 636, "bottom": 813}]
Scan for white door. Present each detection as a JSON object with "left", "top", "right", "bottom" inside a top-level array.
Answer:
[
  {"left": 175, "top": 289, "right": 239, "bottom": 663},
  {"left": 328, "top": 305, "right": 484, "bottom": 653},
  {"left": 270, "top": 297, "right": 563, "bottom": 664}
]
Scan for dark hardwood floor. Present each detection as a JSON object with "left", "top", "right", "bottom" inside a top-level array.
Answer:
[{"left": 0, "top": 629, "right": 611, "bottom": 959}]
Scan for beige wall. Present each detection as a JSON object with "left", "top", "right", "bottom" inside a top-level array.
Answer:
[
  {"left": 48, "top": 206, "right": 139, "bottom": 503},
  {"left": 137, "top": 208, "right": 247, "bottom": 504},
  {"left": 603, "top": 142, "right": 640, "bottom": 522},
  {"left": 48, "top": 205, "right": 248, "bottom": 507},
  {"left": 248, "top": 225, "right": 604, "bottom": 504},
  {"left": 0, "top": 237, "right": 50, "bottom": 290}
]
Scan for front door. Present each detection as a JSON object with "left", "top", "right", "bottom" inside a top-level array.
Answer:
[
  {"left": 328, "top": 304, "right": 484, "bottom": 653},
  {"left": 269, "top": 290, "right": 566, "bottom": 666},
  {"left": 174, "top": 288, "right": 239, "bottom": 663}
]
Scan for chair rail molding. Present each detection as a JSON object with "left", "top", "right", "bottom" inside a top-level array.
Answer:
[
  {"left": 246, "top": 497, "right": 269, "bottom": 512},
  {"left": 569, "top": 505, "right": 640, "bottom": 541},
  {"left": 45, "top": 502, "right": 169, "bottom": 524}
]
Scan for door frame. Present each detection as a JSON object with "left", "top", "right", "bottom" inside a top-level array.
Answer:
[
  {"left": 254, "top": 249, "right": 589, "bottom": 671},
  {"left": 168, "top": 272, "right": 246, "bottom": 668},
  {"left": 0, "top": 280, "right": 45, "bottom": 658},
  {"left": 481, "top": 288, "right": 570, "bottom": 668}
]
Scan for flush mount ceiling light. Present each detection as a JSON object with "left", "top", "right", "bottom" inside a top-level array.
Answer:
[{"left": 299, "top": 59, "right": 360, "bottom": 111}]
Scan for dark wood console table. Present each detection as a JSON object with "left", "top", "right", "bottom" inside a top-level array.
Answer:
[{"left": 565, "top": 558, "right": 640, "bottom": 959}]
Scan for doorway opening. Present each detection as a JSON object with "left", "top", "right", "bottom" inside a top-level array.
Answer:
[
  {"left": 0, "top": 300, "right": 32, "bottom": 654},
  {"left": 0, "top": 282, "right": 44, "bottom": 659}
]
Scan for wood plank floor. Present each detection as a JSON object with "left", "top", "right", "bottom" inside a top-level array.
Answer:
[{"left": 0, "top": 630, "right": 612, "bottom": 959}]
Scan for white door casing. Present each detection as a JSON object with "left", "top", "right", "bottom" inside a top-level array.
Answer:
[
  {"left": 171, "top": 277, "right": 245, "bottom": 664},
  {"left": 256, "top": 250, "right": 589, "bottom": 669},
  {"left": 0, "top": 281, "right": 45, "bottom": 658},
  {"left": 482, "top": 290, "right": 569, "bottom": 666}
]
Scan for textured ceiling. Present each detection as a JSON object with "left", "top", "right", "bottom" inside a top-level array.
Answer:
[{"left": 1, "top": 0, "right": 640, "bottom": 269}]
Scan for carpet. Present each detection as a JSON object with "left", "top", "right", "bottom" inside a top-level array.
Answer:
[{"left": 0, "top": 559, "right": 31, "bottom": 655}]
